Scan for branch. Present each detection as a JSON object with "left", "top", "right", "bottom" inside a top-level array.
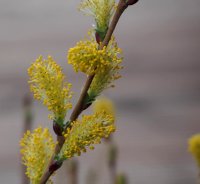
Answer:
[
  {"left": 69, "top": 0, "right": 129, "bottom": 123},
  {"left": 39, "top": 1, "right": 135, "bottom": 183}
]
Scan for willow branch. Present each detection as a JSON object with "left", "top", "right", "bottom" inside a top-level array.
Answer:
[
  {"left": 56, "top": 0, "right": 128, "bottom": 151},
  {"left": 39, "top": 1, "right": 132, "bottom": 183},
  {"left": 69, "top": 0, "right": 128, "bottom": 122}
]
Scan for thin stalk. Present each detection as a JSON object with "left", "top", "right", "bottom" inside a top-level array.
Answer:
[{"left": 67, "top": 159, "right": 78, "bottom": 184}]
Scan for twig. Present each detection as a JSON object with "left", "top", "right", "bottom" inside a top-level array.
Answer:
[
  {"left": 56, "top": 0, "right": 129, "bottom": 151},
  {"left": 39, "top": 1, "right": 133, "bottom": 183}
]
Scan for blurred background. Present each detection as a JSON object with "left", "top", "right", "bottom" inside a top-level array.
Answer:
[{"left": 0, "top": 0, "right": 200, "bottom": 183}]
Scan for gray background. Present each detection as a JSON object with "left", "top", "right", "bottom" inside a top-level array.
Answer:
[{"left": 0, "top": 0, "right": 200, "bottom": 183}]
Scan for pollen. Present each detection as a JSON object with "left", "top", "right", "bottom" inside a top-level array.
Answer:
[
  {"left": 87, "top": 36, "right": 123, "bottom": 98},
  {"left": 20, "top": 127, "right": 56, "bottom": 184},
  {"left": 28, "top": 56, "right": 73, "bottom": 122},
  {"left": 68, "top": 35, "right": 122, "bottom": 99},
  {"left": 59, "top": 111, "right": 115, "bottom": 159}
]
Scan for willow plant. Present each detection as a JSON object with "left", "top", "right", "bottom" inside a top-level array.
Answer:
[{"left": 20, "top": 0, "right": 139, "bottom": 183}]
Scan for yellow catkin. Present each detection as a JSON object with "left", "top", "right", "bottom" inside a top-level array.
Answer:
[
  {"left": 93, "top": 97, "right": 115, "bottom": 119},
  {"left": 59, "top": 111, "right": 115, "bottom": 159},
  {"left": 28, "top": 56, "right": 73, "bottom": 121},
  {"left": 88, "top": 37, "right": 123, "bottom": 97},
  {"left": 68, "top": 35, "right": 122, "bottom": 97},
  {"left": 68, "top": 35, "right": 122, "bottom": 76},
  {"left": 79, "top": 0, "right": 116, "bottom": 32},
  {"left": 188, "top": 134, "right": 200, "bottom": 167},
  {"left": 20, "top": 127, "right": 56, "bottom": 184}
]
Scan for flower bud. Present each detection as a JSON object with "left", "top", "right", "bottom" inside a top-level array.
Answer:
[
  {"left": 95, "top": 32, "right": 101, "bottom": 44},
  {"left": 53, "top": 121, "right": 63, "bottom": 136},
  {"left": 49, "top": 160, "right": 63, "bottom": 174}
]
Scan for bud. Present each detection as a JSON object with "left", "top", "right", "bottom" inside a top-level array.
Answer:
[
  {"left": 126, "top": 0, "right": 139, "bottom": 6},
  {"left": 95, "top": 32, "right": 101, "bottom": 44},
  {"left": 49, "top": 160, "right": 63, "bottom": 174},
  {"left": 53, "top": 121, "right": 63, "bottom": 136}
]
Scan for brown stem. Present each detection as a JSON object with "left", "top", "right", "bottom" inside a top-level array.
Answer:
[
  {"left": 102, "top": 0, "right": 128, "bottom": 47},
  {"left": 39, "top": 1, "right": 131, "bottom": 183},
  {"left": 39, "top": 169, "right": 52, "bottom": 184},
  {"left": 70, "top": 74, "right": 95, "bottom": 121}
]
